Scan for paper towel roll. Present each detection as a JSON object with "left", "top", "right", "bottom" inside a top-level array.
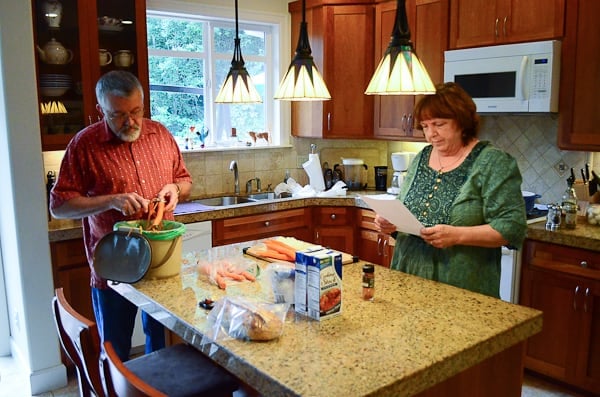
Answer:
[{"left": 303, "top": 154, "right": 325, "bottom": 192}]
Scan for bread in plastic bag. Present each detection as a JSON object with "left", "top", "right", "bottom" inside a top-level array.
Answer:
[{"left": 206, "top": 296, "right": 288, "bottom": 342}]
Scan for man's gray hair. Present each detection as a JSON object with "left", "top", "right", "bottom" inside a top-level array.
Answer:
[{"left": 95, "top": 70, "right": 144, "bottom": 108}]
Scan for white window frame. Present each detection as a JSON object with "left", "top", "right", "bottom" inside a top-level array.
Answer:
[{"left": 146, "top": 0, "right": 291, "bottom": 152}]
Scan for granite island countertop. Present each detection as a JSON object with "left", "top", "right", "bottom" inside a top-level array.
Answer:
[
  {"left": 48, "top": 193, "right": 600, "bottom": 253},
  {"left": 111, "top": 242, "right": 543, "bottom": 397}
]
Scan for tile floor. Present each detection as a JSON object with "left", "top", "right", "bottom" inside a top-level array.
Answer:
[{"left": 0, "top": 355, "right": 587, "bottom": 397}]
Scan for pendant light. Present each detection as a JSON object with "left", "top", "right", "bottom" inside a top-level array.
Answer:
[
  {"left": 215, "top": 0, "right": 262, "bottom": 103},
  {"left": 274, "top": 0, "right": 331, "bottom": 101},
  {"left": 365, "top": 0, "right": 435, "bottom": 95}
]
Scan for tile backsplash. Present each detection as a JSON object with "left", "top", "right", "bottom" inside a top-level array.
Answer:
[{"left": 43, "top": 114, "right": 598, "bottom": 204}]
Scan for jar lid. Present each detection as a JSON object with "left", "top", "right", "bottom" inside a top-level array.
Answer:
[{"left": 362, "top": 264, "right": 374, "bottom": 273}]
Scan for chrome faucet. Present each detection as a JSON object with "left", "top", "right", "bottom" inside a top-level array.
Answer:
[
  {"left": 229, "top": 160, "right": 239, "bottom": 195},
  {"left": 246, "top": 177, "right": 262, "bottom": 194}
]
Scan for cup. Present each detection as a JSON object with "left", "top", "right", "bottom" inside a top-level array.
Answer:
[
  {"left": 99, "top": 49, "right": 112, "bottom": 66},
  {"left": 113, "top": 50, "right": 134, "bottom": 67},
  {"left": 374, "top": 166, "right": 388, "bottom": 191}
]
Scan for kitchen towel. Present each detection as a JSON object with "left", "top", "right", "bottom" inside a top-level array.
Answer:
[{"left": 303, "top": 153, "right": 325, "bottom": 192}]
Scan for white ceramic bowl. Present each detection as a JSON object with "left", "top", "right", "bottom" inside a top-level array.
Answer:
[{"left": 40, "top": 86, "right": 69, "bottom": 97}]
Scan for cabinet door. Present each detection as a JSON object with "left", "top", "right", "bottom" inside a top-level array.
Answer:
[
  {"left": 574, "top": 280, "right": 600, "bottom": 394},
  {"left": 520, "top": 267, "right": 580, "bottom": 381},
  {"left": 314, "top": 207, "right": 355, "bottom": 254},
  {"left": 373, "top": 0, "right": 416, "bottom": 139},
  {"left": 557, "top": 0, "right": 600, "bottom": 151},
  {"left": 212, "top": 208, "right": 312, "bottom": 246},
  {"left": 289, "top": 1, "right": 374, "bottom": 139},
  {"left": 32, "top": 0, "right": 149, "bottom": 151},
  {"left": 449, "top": 0, "right": 565, "bottom": 48}
]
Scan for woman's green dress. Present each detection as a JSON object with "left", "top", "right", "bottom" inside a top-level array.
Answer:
[{"left": 391, "top": 141, "right": 527, "bottom": 298}]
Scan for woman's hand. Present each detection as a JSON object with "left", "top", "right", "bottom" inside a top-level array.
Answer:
[
  {"left": 420, "top": 224, "right": 508, "bottom": 249},
  {"left": 374, "top": 214, "right": 397, "bottom": 235},
  {"left": 421, "top": 225, "right": 460, "bottom": 249}
]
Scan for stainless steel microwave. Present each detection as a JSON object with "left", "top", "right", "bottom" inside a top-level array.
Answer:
[{"left": 443, "top": 40, "right": 561, "bottom": 113}]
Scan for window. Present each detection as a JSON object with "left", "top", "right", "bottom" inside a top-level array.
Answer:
[{"left": 146, "top": 10, "right": 281, "bottom": 151}]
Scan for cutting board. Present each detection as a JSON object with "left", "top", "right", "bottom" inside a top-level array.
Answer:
[{"left": 243, "top": 238, "right": 354, "bottom": 265}]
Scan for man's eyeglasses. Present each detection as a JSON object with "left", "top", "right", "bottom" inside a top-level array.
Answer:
[{"left": 104, "top": 108, "right": 144, "bottom": 123}]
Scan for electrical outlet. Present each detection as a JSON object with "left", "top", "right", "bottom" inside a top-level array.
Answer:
[
  {"left": 297, "top": 155, "right": 309, "bottom": 168},
  {"left": 555, "top": 160, "right": 568, "bottom": 176}
]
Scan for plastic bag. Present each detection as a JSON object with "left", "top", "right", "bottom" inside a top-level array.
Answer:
[
  {"left": 197, "top": 257, "right": 258, "bottom": 289},
  {"left": 263, "top": 262, "right": 295, "bottom": 304},
  {"left": 204, "top": 296, "right": 289, "bottom": 342}
]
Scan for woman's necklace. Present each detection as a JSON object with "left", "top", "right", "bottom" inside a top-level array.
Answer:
[{"left": 436, "top": 146, "right": 466, "bottom": 174}]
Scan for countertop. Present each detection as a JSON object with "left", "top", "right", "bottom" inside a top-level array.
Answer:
[
  {"left": 111, "top": 242, "right": 543, "bottom": 396},
  {"left": 48, "top": 193, "right": 600, "bottom": 252}
]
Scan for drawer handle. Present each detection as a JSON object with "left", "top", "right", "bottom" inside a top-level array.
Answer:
[
  {"left": 330, "top": 213, "right": 337, "bottom": 220},
  {"left": 584, "top": 287, "right": 590, "bottom": 313},
  {"left": 383, "top": 238, "right": 389, "bottom": 258},
  {"left": 264, "top": 221, "right": 270, "bottom": 227},
  {"left": 503, "top": 16, "right": 507, "bottom": 37},
  {"left": 377, "top": 236, "right": 383, "bottom": 255},
  {"left": 495, "top": 17, "right": 499, "bottom": 38},
  {"left": 574, "top": 286, "right": 580, "bottom": 311},
  {"left": 580, "top": 260, "right": 588, "bottom": 268}
]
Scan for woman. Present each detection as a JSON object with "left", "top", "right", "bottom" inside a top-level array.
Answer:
[{"left": 375, "top": 82, "right": 526, "bottom": 298}]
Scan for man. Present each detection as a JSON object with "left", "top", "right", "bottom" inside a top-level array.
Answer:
[{"left": 50, "top": 70, "right": 192, "bottom": 361}]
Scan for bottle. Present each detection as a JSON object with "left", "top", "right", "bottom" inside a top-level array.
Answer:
[
  {"left": 561, "top": 184, "right": 578, "bottom": 229},
  {"left": 362, "top": 264, "right": 375, "bottom": 301}
]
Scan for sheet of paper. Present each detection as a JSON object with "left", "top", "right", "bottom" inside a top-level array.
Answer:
[{"left": 360, "top": 195, "right": 424, "bottom": 236}]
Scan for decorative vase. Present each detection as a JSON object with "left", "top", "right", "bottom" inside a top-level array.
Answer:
[{"left": 42, "top": 0, "right": 63, "bottom": 28}]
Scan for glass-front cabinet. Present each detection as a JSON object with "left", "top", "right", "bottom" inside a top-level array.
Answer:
[{"left": 32, "top": 0, "right": 149, "bottom": 151}]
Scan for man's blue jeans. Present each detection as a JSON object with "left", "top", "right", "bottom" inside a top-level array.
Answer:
[{"left": 92, "top": 287, "right": 165, "bottom": 361}]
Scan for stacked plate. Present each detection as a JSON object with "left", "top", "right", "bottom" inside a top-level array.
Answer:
[{"left": 40, "top": 74, "right": 72, "bottom": 97}]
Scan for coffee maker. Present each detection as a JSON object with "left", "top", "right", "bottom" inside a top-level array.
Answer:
[{"left": 388, "top": 152, "right": 413, "bottom": 194}]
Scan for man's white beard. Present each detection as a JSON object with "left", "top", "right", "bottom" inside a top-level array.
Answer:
[{"left": 115, "top": 124, "right": 141, "bottom": 142}]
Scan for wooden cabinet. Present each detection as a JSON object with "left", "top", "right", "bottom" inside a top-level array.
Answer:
[
  {"left": 313, "top": 207, "right": 356, "bottom": 254},
  {"left": 212, "top": 208, "right": 312, "bottom": 247},
  {"left": 357, "top": 209, "right": 395, "bottom": 267},
  {"left": 31, "top": 0, "right": 149, "bottom": 151},
  {"left": 289, "top": 0, "right": 375, "bottom": 139},
  {"left": 519, "top": 240, "right": 600, "bottom": 395},
  {"left": 449, "top": 0, "right": 565, "bottom": 49},
  {"left": 557, "top": 0, "right": 600, "bottom": 151},
  {"left": 50, "top": 239, "right": 93, "bottom": 322},
  {"left": 373, "top": 0, "right": 448, "bottom": 140}
]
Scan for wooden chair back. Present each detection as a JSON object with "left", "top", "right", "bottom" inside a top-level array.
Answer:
[
  {"left": 52, "top": 287, "right": 105, "bottom": 397},
  {"left": 101, "top": 341, "right": 167, "bottom": 397}
]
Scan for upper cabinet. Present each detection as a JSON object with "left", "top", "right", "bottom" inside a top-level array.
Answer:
[
  {"left": 373, "top": 0, "right": 448, "bottom": 140},
  {"left": 449, "top": 0, "right": 565, "bottom": 49},
  {"left": 557, "top": 0, "right": 600, "bottom": 151},
  {"left": 289, "top": 0, "right": 375, "bottom": 139},
  {"left": 32, "top": 0, "right": 149, "bottom": 151}
]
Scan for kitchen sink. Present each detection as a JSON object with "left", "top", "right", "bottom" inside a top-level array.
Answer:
[
  {"left": 193, "top": 196, "right": 254, "bottom": 207},
  {"left": 192, "top": 192, "right": 278, "bottom": 207}
]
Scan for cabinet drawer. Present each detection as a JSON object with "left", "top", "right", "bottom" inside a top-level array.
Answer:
[
  {"left": 50, "top": 239, "right": 87, "bottom": 269},
  {"left": 358, "top": 209, "right": 378, "bottom": 231},
  {"left": 213, "top": 208, "right": 311, "bottom": 245},
  {"left": 315, "top": 207, "right": 354, "bottom": 226},
  {"left": 524, "top": 240, "right": 600, "bottom": 281}
]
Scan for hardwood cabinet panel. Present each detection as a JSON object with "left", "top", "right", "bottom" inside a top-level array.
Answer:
[
  {"left": 357, "top": 209, "right": 394, "bottom": 267},
  {"left": 449, "top": 0, "right": 565, "bottom": 49},
  {"left": 557, "top": 0, "right": 600, "bottom": 151},
  {"left": 212, "top": 208, "right": 312, "bottom": 247},
  {"left": 314, "top": 207, "right": 356, "bottom": 254},
  {"left": 520, "top": 239, "right": 600, "bottom": 394}
]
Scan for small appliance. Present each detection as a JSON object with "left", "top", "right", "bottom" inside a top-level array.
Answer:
[
  {"left": 388, "top": 152, "right": 413, "bottom": 194},
  {"left": 444, "top": 40, "right": 561, "bottom": 113}
]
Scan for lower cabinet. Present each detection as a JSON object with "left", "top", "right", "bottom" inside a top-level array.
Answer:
[
  {"left": 50, "top": 239, "right": 93, "bottom": 321},
  {"left": 212, "top": 208, "right": 312, "bottom": 247},
  {"left": 357, "top": 209, "right": 395, "bottom": 267},
  {"left": 313, "top": 206, "right": 356, "bottom": 255},
  {"left": 519, "top": 239, "right": 600, "bottom": 395}
]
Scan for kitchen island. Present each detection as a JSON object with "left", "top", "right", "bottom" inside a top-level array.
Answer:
[{"left": 110, "top": 241, "right": 542, "bottom": 397}]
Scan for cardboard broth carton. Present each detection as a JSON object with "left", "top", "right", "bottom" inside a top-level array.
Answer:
[
  {"left": 306, "top": 250, "right": 343, "bottom": 321},
  {"left": 294, "top": 246, "right": 324, "bottom": 316}
]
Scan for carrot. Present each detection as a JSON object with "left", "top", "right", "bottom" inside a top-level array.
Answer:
[
  {"left": 218, "top": 269, "right": 245, "bottom": 281},
  {"left": 261, "top": 248, "right": 293, "bottom": 261},
  {"left": 264, "top": 239, "right": 296, "bottom": 260},
  {"left": 241, "top": 271, "right": 256, "bottom": 282},
  {"left": 215, "top": 273, "right": 227, "bottom": 289},
  {"left": 146, "top": 199, "right": 165, "bottom": 231}
]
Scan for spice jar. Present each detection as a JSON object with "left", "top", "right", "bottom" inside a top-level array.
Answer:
[{"left": 362, "top": 264, "right": 375, "bottom": 301}]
